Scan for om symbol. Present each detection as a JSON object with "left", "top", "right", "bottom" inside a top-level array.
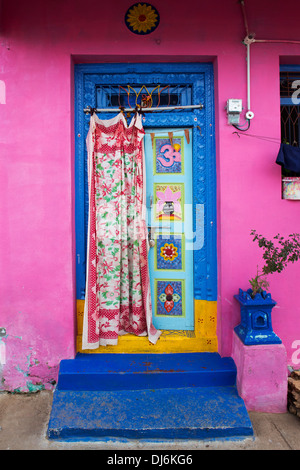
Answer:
[{"left": 157, "top": 144, "right": 181, "bottom": 167}]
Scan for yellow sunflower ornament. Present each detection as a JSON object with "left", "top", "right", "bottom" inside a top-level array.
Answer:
[{"left": 125, "top": 3, "right": 160, "bottom": 35}]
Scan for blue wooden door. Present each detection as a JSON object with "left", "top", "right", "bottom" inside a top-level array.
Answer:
[
  {"left": 75, "top": 63, "right": 217, "bottom": 337},
  {"left": 144, "top": 129, "right": 194, "bottom": 330}
]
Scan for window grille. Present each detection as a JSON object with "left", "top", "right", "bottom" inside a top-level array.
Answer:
[
  {"left": 280, "top": 104, "right": 300, "bottom": 147},
  {"left": 280, "top": 71, "right": 300, "bottom": 147},
  {"left": 96, "top": 84, "right": 192, "bottom": 110}
]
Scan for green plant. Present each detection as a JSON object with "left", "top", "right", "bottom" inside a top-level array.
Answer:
[{"left": 249, "top": 230, "right": 300, "bottom": 298}]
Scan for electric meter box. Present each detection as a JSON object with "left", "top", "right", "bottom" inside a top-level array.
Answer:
[{"left": 226, "top": 99, "right": 243, "bottom": 114}]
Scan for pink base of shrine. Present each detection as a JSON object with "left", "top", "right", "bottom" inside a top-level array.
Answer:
[{"left": 231, "top": 332, "right": 288, "bottom": 413}]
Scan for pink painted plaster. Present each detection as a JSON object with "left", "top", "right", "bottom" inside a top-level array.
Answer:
[
  {"left": 232, "top": 332, "right": 288, "bottom": 412},
  {"left": 0, "top": 0, "right": 300, "bottom": 394}
]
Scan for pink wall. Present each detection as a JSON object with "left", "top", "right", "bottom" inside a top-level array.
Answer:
[{"left": 1, "top": 0, "right": 300, "bottom": 391}]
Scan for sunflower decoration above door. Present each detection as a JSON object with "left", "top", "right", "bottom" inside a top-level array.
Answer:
[{"left": 125, "top": 3, "right": 160, "bottom": 35}]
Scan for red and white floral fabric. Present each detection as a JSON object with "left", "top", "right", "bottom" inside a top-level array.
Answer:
[{"left": 82, "top": 112, "right": 161, "bottom": 348}]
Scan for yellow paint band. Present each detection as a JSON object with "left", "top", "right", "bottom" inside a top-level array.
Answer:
[{"left": 76, "top": 299, "right": 218, "bottom": 354}]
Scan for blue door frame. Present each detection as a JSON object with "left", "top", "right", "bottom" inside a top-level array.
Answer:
[{"left": 74, "top": 63, "right": 217, "bottom": 310}]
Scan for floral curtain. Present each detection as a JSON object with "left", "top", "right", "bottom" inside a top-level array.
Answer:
[{"left": 82, "top": 112, "right": 161, "bottom": 349}]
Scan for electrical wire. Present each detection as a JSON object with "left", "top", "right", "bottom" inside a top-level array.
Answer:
[
  {"left": 240, "top": 0, "right": 300, "bottom": 46},
  {"left": 239, "top": 0, "right": 249, "bottom": 38},
  {"left": 253, "top": 39, "right": 300, "bottom": 45},
  {"left": 233, "top": 131, "right": 282, "bottom": 143},
  {"left": 232, "top": 119, "right": 251, "bottom": 132}
]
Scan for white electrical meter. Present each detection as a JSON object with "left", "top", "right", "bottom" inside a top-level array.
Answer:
[
  {"left": 226, "top": 99, "right": 243, "bottom": 124},
  {"left": 227, "top": 99, "right": 243, "bottom": 113}
]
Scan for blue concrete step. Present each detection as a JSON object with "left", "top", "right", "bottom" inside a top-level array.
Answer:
[
  {"left": 56, "top": 353, "right": 237, "bottom": 391},
  {"left": 48, "top": 353, "right": 253, "bottom": 441},
  {"left": 47, "top": 386, "right": 253, "bottom": 440}
]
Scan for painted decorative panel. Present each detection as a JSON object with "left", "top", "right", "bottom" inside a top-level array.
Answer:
[
  {"left": 124, "top": 3, "right": 160, "bottom": 35},
  {"left": 155, "top": 234, "right": 183, "bottom": 270},
  {"left": 146, "top": 127, "right": 193, "bottom": 330},
  {"left": 156, "top": 280, "right": 184, "bottom": 316},
  {"left": 154, "top": 137, "right": 184, "bottom": 174},
  {"left": 154, "top": 183, "right": 184, "bottom": 221}
]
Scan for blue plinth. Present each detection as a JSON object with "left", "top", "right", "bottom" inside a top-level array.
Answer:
[{"left": 234, "top": 288, "right": 282, "bottom": 346}]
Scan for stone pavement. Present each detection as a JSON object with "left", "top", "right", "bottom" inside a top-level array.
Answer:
[{"left": 0, "top": 390, "right": 300, "bottom": 450}]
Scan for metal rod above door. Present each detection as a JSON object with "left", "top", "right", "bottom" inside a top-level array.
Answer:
[{"left": 83, "top": 104, "right": 204, "bottom": 114}]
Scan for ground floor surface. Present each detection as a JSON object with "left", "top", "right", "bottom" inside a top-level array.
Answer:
[{"left": 0, "top": 390, "right": 300, "bottom": 451}]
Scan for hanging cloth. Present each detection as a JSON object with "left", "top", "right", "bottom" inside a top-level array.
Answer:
[
  {"left": 276, "top": 143, "right": 300, "bottom": 173},
  {"left": 82, "top": 112, "right": 161, "bottom": 349}
]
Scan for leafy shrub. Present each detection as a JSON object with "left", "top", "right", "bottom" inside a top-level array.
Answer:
[{"left": 249, "top": 230, "right": 300, "bottom": 297}]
